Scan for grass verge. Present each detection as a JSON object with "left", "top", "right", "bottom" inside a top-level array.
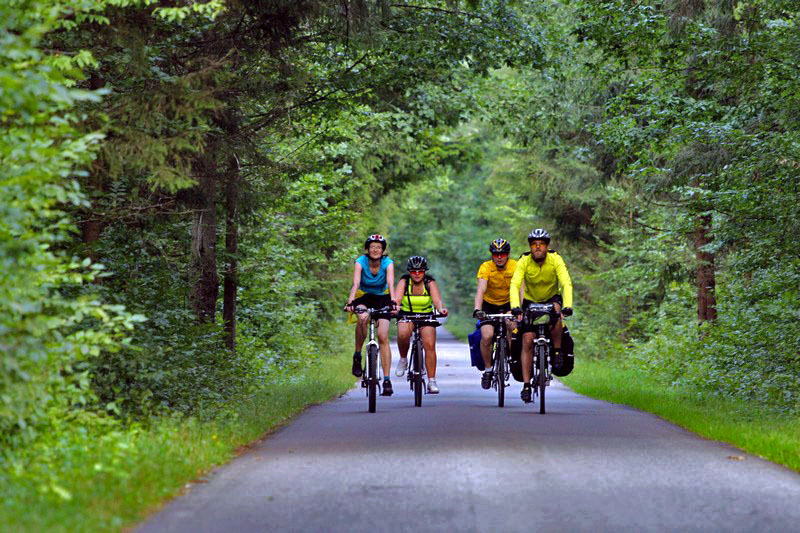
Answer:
[
  {"left": 562, "top": 357, "right": 800, "bottom": 473},
  {"left": 0, "top": 325, "right": 356, "bottom": 532},
  {"left": 444, "top": 312, "right": 477, "bottom": 341}
]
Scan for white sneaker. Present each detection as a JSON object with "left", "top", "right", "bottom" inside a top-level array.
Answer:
[
  {"left": 427, "top": 378, "right": 439, "bottom": 394},
  {"left": 395, "top": 357, "right": 408, "bottom": 377}
]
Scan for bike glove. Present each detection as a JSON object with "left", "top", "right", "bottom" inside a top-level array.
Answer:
[
  {"left": 562, "top": 307, "right": 573, "bottom": 317},
  {"left": 511, "top": 307, "right": 522, "bottom": 316},
  {"left": 473, "top": 309, "right": 486, "bottom": 319}
]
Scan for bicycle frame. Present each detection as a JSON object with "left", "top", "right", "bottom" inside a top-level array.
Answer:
[
  {"left": 398, "top": 313, "right": 442, "bottom": 407},
  {"left": 354, "top": 305, "right": 393, "bottom": 412},
  {"left": 524, "top": 303, "right": 559, "bottom": 414},
  {"left": 483, "top": 313, "right": 515, "bottom": 407}
]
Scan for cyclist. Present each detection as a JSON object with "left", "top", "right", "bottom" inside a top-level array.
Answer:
[
  {"left": 510, "top": 229, "right": 573, "bottom": 403},
  {"left": 472, "top": 238, "right": 518, "bottom": 389},
  {"left": 344, "top": 234, "right": 397, "bottom": 396},
  {"left": 393, "top": 256, "right": 449, "bottom": 394}
]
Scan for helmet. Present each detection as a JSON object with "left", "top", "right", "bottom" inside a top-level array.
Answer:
[
  {"left": 364, "top": 234, "right": 387, "bottom": 250},
  {"left": 527, "top": 228, "right": 551, "bottom": 244},
  {"left": 489, "top": 238, "right": 511, "bottom": 254},
  {"left": 406, "top": 255, "right": 428, "bottom": 271}
]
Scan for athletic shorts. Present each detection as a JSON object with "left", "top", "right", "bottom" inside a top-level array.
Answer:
[
  {"left": 352, "top": 293, "right": 393, "bottom": 316},
  {"left": 479, "top": 301, "right": 511, "bottom": 327}
]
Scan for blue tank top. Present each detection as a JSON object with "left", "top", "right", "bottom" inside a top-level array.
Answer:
[{"left": 356, "top": 255, "right": 392, "bottom": 294}]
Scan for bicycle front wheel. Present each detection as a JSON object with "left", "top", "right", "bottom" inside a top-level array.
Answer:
[
  {"left": 413, "top": 339, "right": 423, "bottom": 407},
  {"left": 367, "top": 344, "right": 378, "bottom": 413},
  {"left": 495, "top": 339, "right": 506, "bottom": 408},
  {"left": 538, "top": 346, "right": 547, "bottom": 414}
]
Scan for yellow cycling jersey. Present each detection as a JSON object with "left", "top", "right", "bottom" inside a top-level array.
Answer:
[
  {"left": 509, "top": 251, "right": 573, "bottom": 308},
  {"left": 477, "top": 258, "right": 518, "bottom": 305},
  {"left": 400, "top": 274, "right": 434, "bottom": 313}
]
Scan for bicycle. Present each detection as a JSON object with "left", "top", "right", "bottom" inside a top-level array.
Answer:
[
  {"left": 397, "top": 312, "right": 445, "bottom": 407},
  {"left": 482, "top": 313, "right": 516, "bottom": 407},
  {"left": 354, "top": 305, "right": 394, "bottom": 413},
  {"left": 524, "top": 303, "right": 560, "bottom": 414}
]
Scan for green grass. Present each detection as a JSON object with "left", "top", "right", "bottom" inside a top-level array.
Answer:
[
  {"left": 0, "top": 327, "right": 356, "bottom": 533},
  {"left": 444, "top": 312, "right": 478, "bottom": 340},
  {"left": 562, "top": 358, "right": 800, "bottom": 473}
]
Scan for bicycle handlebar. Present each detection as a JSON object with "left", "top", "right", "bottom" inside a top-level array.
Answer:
[
  {"left": 484, "top": 313, "right": 516, "bottom": 320},
  {"left": 398, "top": 312, "right": 446, "bottom": 326},
  {"left": 354, "top": 305, "right": 395, "bottom": 318}
]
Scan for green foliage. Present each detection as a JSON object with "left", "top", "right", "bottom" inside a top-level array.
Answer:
[{"left": 1, "top": 0, "right": 141, "bottom": 448}]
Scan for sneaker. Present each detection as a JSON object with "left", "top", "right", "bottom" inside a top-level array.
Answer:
[
  {"left": 352, "top": 354, "right": 363, "bottom": 377},
  {"left": 481, "top": 370, "right": 493, "bottom": 390},
  {"left": 520, "top": 384, "right": 532, "bottom": 403},
  {"left": 395, "top": 357, "right": 408, "bottom": 377},
  {"left": 381, "top": 379, "right": 393, "bottom": 396},
  {"left": 427, "top": 378, "right": 439, "bottom": 394}
]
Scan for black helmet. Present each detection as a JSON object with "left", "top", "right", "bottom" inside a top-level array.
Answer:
[
  {"left": 527, "top": 228, "right": 551, "bottom": 244},
  {"left": 406, "top": 255, "right": 428, "bottom": 271},
  {"left": 489, "top": 238, "right": 511, "bottom": 254},
  {"left": 364, "top": 234, "right": 387, "bottom": 250}
]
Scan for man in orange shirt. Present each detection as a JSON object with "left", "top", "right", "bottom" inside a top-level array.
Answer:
[{"left": 472, "top": 238, "right": 518, "bottom": 389}]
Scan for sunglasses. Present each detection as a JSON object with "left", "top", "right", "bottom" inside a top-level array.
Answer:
[
  {"left": 492, "top": 253, "right": 509, "bottom": 258},
  {"left": 409, "top": 270, "right": 425, "bottom": 275}
]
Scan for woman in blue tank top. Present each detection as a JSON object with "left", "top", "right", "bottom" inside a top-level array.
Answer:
[{"left": 344, "top": 234, "right": 397, "bottom": 396}]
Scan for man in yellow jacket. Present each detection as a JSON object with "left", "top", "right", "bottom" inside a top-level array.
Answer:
[{"left": 509, "top": 228, "right": 573, "bottom": 403}]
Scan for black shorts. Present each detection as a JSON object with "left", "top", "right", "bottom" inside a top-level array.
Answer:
[
  {"left": 479, "top": 301, "right": 511, "bottom": 327},
  {"left": 519, "top": 295, "right": 562, "bottom": 333},
  {"left": 352, "top": 293, "right": 392, "bottom": 314},
  {"left": 481, "top": 301, "right": 511, "bottom": 314}
]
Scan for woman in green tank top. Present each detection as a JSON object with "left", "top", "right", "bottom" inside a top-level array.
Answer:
[{"left": 393, "top": 256, "right": 448, "bottom": 394}]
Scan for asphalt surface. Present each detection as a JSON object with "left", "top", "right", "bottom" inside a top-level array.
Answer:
[{"left": 137, "top": 329, "right": 800, "bottom": 532}]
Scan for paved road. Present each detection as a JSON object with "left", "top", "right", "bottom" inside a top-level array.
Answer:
[{"left": 138, "top": 329, "right": 800, "bottom": 532}]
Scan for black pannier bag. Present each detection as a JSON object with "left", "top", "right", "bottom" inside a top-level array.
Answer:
[
  {"left": 509, "top": 325, "right": 575, "bottom": 379},
  {"left": 551, "top": 325, "right": 574, "bottom": 377},
  {"left": 509, "top": 329, "right": 525, "bottom": 382}
]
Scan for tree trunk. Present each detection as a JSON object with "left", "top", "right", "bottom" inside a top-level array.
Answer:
[
  {"left": 223, "top": 155, "right": 240, "bottom": 350},
  {"left": 80, "top": 71, "right": 107, "bottom": 266},
  {"left": 190, "top": 146, "right": 219, "bottom": 323},
  {"left": 694, "top": 214, "right": 716, "bottom": 323}
]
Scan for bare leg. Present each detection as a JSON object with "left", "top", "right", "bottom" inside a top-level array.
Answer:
[
  {"left": 521, "top": 332, "right": 534, "bottom": 383},
  {"left": 377, "top": 318, "right": 392, "bottom": 376},
  {"left": 479, "top": 323, "right": 494, "bottom": 368},
  {"left": 421, "top": 326, "right": 437, "bottom": 378},
  {"left": 355, "top": 313, "right": 368, "bottom": 352},
  {"left": 550, "top": 302, "right": 562, "bottom": 349},
  {"left": 396, "top": 321, "right": 412, "bottom": 359}
]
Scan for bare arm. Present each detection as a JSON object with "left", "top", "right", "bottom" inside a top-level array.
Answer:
[
  {"left": 346, "top": 262, "right": 363, "bottom": 306},
  {"left": 386, "top": 263, "right": 396, "bottom": 302},
  {"left": 394, "top": 278, "right": 407, "bottom": 309},
  {"left": 429, "top": 281, "right": 448, "bottom": 315},
  {"left": 473, "top": 278, "right": 488, "bottom": 310}
]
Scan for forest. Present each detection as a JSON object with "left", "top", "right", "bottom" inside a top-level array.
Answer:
[{"left": 2, "top": 0, "right": 799, "bottom": 528}]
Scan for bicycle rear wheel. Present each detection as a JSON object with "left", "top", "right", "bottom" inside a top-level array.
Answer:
[
  {"left": 495, "top": 339, "right": 506, "bottom": 408},
  {"left": 367, "top": 344, "right": 378, "bottom": 413},
  {"left": 538, "top": 346, "right": 547, "bottom": 414},
  {"left": 413, "top": 339, "right": 423, "bottom": 407}
]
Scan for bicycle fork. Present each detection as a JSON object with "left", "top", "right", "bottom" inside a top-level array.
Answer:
[
  {"left": 533, "top": 336, "right": 551, "bottom": 392},
  {"left": 363, "top": 320, "right": 382, "bottom": 393}
]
